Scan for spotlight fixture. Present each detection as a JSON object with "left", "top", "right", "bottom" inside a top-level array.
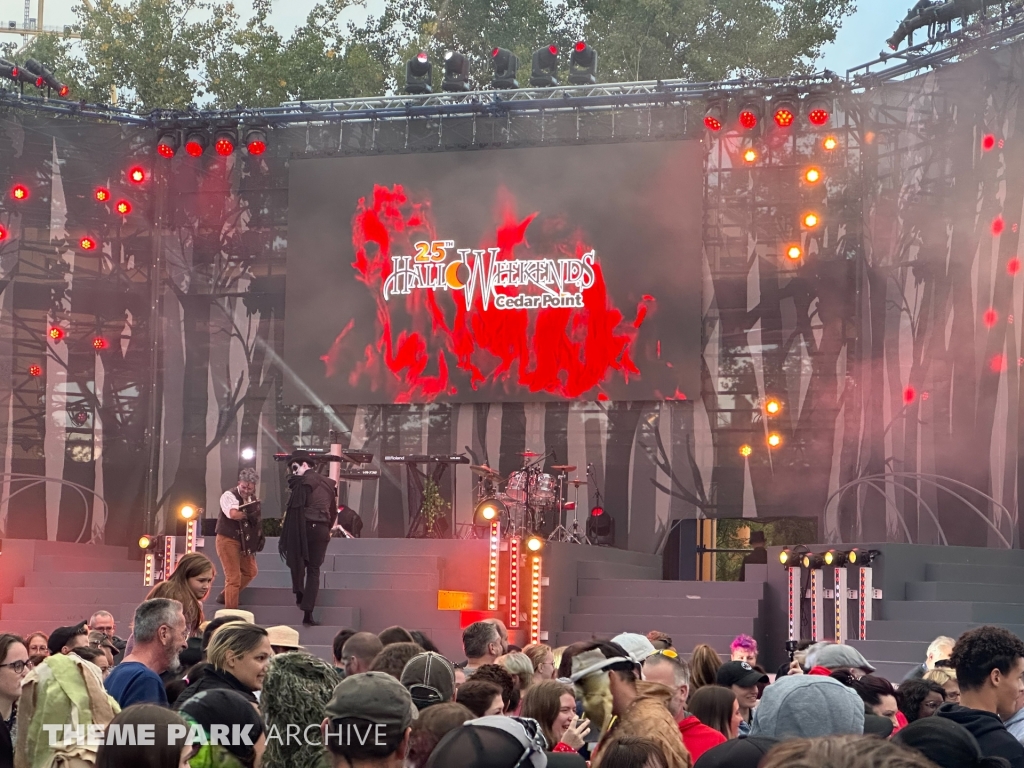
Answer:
[
  {"left": 765, "top": 398, "right": 782, "bottom": 415},
  {"left": 802, "top": 552, "right": 825, "bottom": 569},
  {"left": 824, "top": 549, "right": 854, "bottom": 567},
  {"left": 0, "top": 225, "right": 7, "bottom": 241},
  {"left": 739, "top": 444, "right": 753, "bottom": 457},
  {"left": 184, "top": 130, "right": 209, "bottom": 157},
  {"left": 474, "top": 497, "right": 507, "bottom": 527},
  {"left": 240, "top": 447, "right": 256, "bottom": 461},
  {"left": 525, "top": 535, "right": 544, "bottom": 552},
  {"left": 128, "top": 167, "right": 145, "bottom": 184},
  {"left": 804, "top": 167, "right": 822, "bottom": 184},
  {"left": 787, "top": 245, "right": 803, "bottom": 260},
  {"left": 530, "top": 45, "right": 559, "bottom": 87},
  {"left": 0, "top": 59, "right": 19, "bottom": 82},
  {"left": 138, "top": 534, "right": 155, "bottom": 550},
  {"left": 586, "top": 506, "right": 615, "bottom": 547},
  {"left": 115, "top": 200, "right": 131, "bottom": 215},
  {"left": 568, "top": 40, "right": 597, "bottom": 85},
  {"left": 847, "top": 548, "right": 878, "bottom": 565},
  {"left": 48, "top": 327, "right": 64, "bottom": 342},
  {"left": 803, "top": 212, "right": 820, "bottom": 228},
  {"left": 767, "top": 433, "right": 782, "bottom": 448},
  {"left": 28, "top": 364, "right": 42, "bottom": 377},
  {"left": 11, "top": 184, "right": 28, "bottom": 200},
  {"left": 244, "top": 128, "right": 267, "bottom": 155},
  {"left": 405, "top": 52, "right": 433, "bottom": 95},
  {"left": 490, "top": 47, "right": 519, "bottom": 89},
  {"left": 156, "top": 130, "right": 179, "bottom": 158},
  {"left": 441, "top": 51, "right": 471, "bottom": 92},
  {"left": 737, "top": 92, "right": 763, "bottom": 132},
  {"left": 779, "top": 547, "right": 791, "bottom": 565},
  {"left": 822, "top": 136, "right": 838, "bottom": 151},
  {"left": 806, "top": 93, "right": 832, "bottom": 127},
  {"left": 94, "top": 187, "right": 110, "bottom": 202},
  {"left": 23, "top": 59, "right": 68, "bottom": 96},
  {"left": 179, "top": 504, "right": 196, "bottom": 520},
  {"left": 214, "top": 128, "right": 236, "bottom": 156},
  {"left": 11, "top": 61, "right": 42, "bottom": 88},
  {"left": 771, "top": 88, "right": 799, "bottom": 128},
  {"left": 742, "top": 147, "right": 759, "bottom": 164},
  {"left": 92, "top": 337, "right": 107, "bottom": 350},
  {"left": 704, "top": 94, "right": 727, "bottom": 132},
  {"left": 79, "top": 236, "right": 97, "bottom": 251}
]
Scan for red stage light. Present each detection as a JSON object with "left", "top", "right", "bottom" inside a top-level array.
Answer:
[
  {"left": 28, "top": 365, "right": 41, "bottom": 377},
  {"left": 157, "top": 142, "right": 176, "bottom": 158},
  {"left": 48, "top": 327, "right": 64, "bottom": 341},
  {"left": 903, "top": 386, "right": 916, "bottom": 405},
  {"left": 739, "top": 110, "right": 759, "bottom": 130},
  {"left": 991, "top": 354, "right": 1007, "bottom": 373},
  {"left": 548, "top": 45, "right": 559, "bottom": 55},
  {"left": 982, "top": 134, "right": 996, "bottom": 152},
  {"left": 704, "top": 115, "right": 722, "bottom": 131},
  {"left": 808, "top": 108, "right": 830, "bottom": 126},
  {"left": 984, "top": 308, "right": 998, "bottom": 328},
  {"left": 417, "top": 51, "right": 429, "bottom": 63},
  {"left": 774, "top": 108, "right": 795, "bottom": 128},
  {"left": 575, "top": 40, "right": 587, "bottom": 52},
  {"left": 92, "top": 337, "right": 107, "bottom": 350},
  {"left": 1009, "top": 257, "right": 1021, "bottom": 275},
  {"left": 58, "top": 84, "right": 69, "bottom": 97},
  {"left": 0, "top": 225, "right": 6, "bottom": 241},
  {"left": 80, "top": 236, "right": 97, "bottom": 250},
  {"left": 129, "top": 167, "right": 145, "bottom": 183},
  {"left": 185, "top": 140, "right": 204, "bottom": 157},
  {"left": 215, "top": 136, "right": 235, "bottom": 156},
  {"left": 993, "top": 216, "right": 1005, "bottom": 235},
  {"left": 115, "top": 200, "right": 131, "bottom": 215},
  {"left": 11, "top": 184, "right": 28, "bottom": 200},
  {"left": 94, "top": 187, "right": 110, "bottom": 202}
]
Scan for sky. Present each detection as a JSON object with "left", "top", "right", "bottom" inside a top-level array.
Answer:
[{"left": 0, "top": 0, "right": 908, "bottom": 78}]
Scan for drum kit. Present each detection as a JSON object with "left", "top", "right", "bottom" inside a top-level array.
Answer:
[{"left": 471, "top": 450, "right": 591, "bottom": 544}]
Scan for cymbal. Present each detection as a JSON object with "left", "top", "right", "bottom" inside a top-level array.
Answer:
[
  {"left": 518, "top": 451, "right": 541, "bottom": 457},
  {"left": 470, "top": 464, "right": 501, "bottom": 479},
  {"left": 551, "top": 465, "right": 576, "bottom": 472},
  {"left": 570, "top": 478, "right": 588, "bottom": 486}
]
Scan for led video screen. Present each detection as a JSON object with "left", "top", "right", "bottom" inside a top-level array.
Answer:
[{"left": 285, "top": 140, "right": 703, "bottom": 404}]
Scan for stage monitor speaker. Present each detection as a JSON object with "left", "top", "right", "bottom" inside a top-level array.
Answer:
[{"left": 663, "top": 519, "right": 698, "bottom": 581}]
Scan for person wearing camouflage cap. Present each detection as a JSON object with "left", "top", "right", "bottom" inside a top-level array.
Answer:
[{"left": 215, "top": 468, "right": 264, "bottom": 609}]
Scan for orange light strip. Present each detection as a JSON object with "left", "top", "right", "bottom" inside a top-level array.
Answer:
[
  {"left": 185, "top": 519, "right": 198, "bottom": 554},
  {"left": 508, "top": 536, "right": 520, "bottom": 628},
  {"left": 164, "top": 534, "right": 176, "bottom": 578},
  {"left": 529, "top": 553, "right": 542, "bottom": 644},
  {"left": 488, "top": 520, "right": 500, "bottom": 611},
  {"left": 144, "top": 553, "right": 156, "bottom": 587}
]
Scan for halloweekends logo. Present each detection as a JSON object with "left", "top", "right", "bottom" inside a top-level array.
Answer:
[{"left": 382, "top": 239, "right": 597, "bottom": 310}]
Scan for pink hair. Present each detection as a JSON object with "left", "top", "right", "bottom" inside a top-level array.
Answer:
[{"left": 731, "top": 634, "right": 758, "bottom": 654}]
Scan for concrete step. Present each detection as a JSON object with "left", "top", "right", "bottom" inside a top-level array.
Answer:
[
  {"left": 865, "top": 620, "right": 1024, "bottom": 643},
  {"left": 33, "top": 556, "right": 141, "bottom": 573},
  {"left": 576, "top": 579, "right": 763, "bottom": 600},
  {"left": 10, "top": 540, "right": 133, "bottom": 559},
  {"left": 555, "top": 632, "right": 737, "bottom": 655},
  {"left": 13, "top": 586, "right": 150, "bottom": 606},
  {"left": 323, "top": 572, "right": 439, "bottom": 591},
  {"left": 848, "top": 639, "right": 929, "bottom": 664},
  {"left": 1, "top": 602, "right": 139, "bottom": 623},
  {"left": 26, "top": 572, "right": 149, "bottom": 589},
  {"left": 562, "top": 613, "right": 754, "bottom": 636},
  {"left": 246, "top": 553, "right": 441, "bottom": 574},
  {"left": 924, "top": 562, "right": 1024, "bottom": 586},
  {"left": 906, "top": 581, "right": 1024, "bottom": 603},
  {"left": 569, "top": 595, "right": 761, "bottom": 618},
  {"left": 577, "top": 561, "right": 660, "bottom": 580},
  {"left": 884, "top": 601, "right": 1024, "bottom": 624}
]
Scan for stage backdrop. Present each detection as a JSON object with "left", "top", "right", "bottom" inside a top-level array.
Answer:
[{"left": 285, "top": 142, "right": 703, "bottom": 404}]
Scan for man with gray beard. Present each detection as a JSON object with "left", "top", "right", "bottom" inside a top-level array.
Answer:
[{"left": 103, "top": 598, "right": 188, "bottom": 707}]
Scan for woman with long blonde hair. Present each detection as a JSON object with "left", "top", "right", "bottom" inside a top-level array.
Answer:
[
  {"left": 689, "top": 644, "right": 723, "bottom": 693},
  {"left": 147, "top": 553, "right": 216, "bottom": 637}
]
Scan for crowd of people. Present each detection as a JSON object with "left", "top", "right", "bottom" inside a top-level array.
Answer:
[{"left": 2, "top": 549, "right": 1024, "bottom": 768}]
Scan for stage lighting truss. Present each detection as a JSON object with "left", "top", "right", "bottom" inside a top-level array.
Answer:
[
  {"left": 508, "top": 536, "right": 520, "bottom": 628},
  {"left": 568, "top": 41, "right": 597, "bottom": 86},
  {"left": 405, "top": 52, "right": 433, "bottom": 95},
  {"left": 442, "top": 51, "right": 471, "bottom": 93},
  {"left": 491, "top": 48, "right": 519, "bottom": 90},
  {"left": 530, "top": 45, "right": 559, "bottom": 88}
]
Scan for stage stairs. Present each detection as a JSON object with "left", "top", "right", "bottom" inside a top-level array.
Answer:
[{"left": 846, "top": 546, "right": 1024, "bottom": 682}]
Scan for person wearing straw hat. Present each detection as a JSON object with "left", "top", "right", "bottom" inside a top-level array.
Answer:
[{"left": 266, "top": 625, "right": 303, "bottom": 654}]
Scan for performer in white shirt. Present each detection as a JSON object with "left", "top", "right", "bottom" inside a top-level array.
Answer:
[{"left": 215, "top": 468, "right": 263, "bottom": 608}]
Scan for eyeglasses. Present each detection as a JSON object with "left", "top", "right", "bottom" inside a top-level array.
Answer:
[
  {"left": 653, "top": 649, "right": 679, "bottom": 659},
  {"left": 0, "top": 661, "right": 32, "bottom": 674}
]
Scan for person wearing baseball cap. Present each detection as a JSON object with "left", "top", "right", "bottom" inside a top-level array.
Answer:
[
  {"left": 47, "top": 622, "right": 89, "bottom": 656},
  {"left": 323, "top": 671, "right": 416, "bottom": 767},
  {"left": 611, "top": 633, "right": 657, "bottom": 666},
  {"left": 715, "top": 660, "right": 769, "bottom": 736},
  {"left": 805, "top": 642, "right": 877, "bottom": 677},
  {"left": 401, "top": 652, "right": 456, "bottom": 711}
]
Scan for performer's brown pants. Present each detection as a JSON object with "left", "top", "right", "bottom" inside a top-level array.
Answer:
[{"left": 216, "top": 534, "right": 258, "bottom": 609}]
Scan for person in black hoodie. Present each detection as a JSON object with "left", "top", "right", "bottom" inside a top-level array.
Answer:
[
  {"left": 175, "top": 623, "right": 271, "bottom": 709},
  {"left": 279, "top": 451, "right": 338, "bottom": 626},
  {"left": 935, "top": 625, "right": 1024, "bottom": 768}
]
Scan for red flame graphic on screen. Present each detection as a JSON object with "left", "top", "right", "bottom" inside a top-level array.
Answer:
[{"left": 324, "top": 184, "right": 650, "bottom": 401}]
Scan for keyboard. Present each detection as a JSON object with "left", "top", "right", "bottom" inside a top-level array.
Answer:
[
  {"left": 337, "top": 469, "right": 381, "bottom": 479},
  {"left": 383, "top": 454, "right": 470, "bottom": 464}
]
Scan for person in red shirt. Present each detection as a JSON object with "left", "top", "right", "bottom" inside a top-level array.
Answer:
[{"left": 643, "top": 648, "right": 726, "bottom": 761}]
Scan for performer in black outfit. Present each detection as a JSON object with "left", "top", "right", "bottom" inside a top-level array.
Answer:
[{"left": 279, "top": 452, "right": 337, "bottom": 626}]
